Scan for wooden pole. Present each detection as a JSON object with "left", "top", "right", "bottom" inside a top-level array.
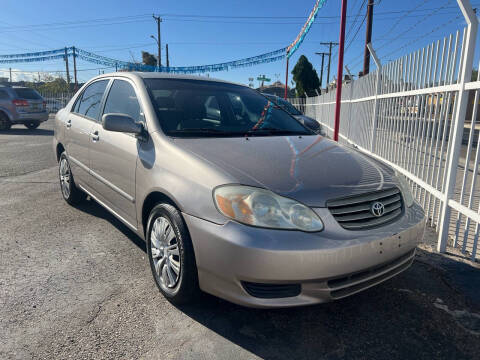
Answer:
[{"left": 72, "top": 46, "right": 78, "bottom": 90}]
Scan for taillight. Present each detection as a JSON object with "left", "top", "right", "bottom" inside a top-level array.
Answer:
[{"left": 13, "top": 99, "right": 29, "bottom": 107}]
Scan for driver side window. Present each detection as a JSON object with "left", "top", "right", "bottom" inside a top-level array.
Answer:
[{"left": 103, "top": 79, "right": 141, "bottom": 123}]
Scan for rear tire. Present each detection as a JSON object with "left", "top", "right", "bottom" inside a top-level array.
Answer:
[
  {"left": 59, "top": 152, "right": 86, "bottom": 205},
  {"left": 25, "top": 122, "right": 39, "bottom": 129},
  {"left": 0, "top": 112, "right": 11, "bottom": 131},
  {"left": 146, "top": 203, "right": 199, "bottom": 305}
]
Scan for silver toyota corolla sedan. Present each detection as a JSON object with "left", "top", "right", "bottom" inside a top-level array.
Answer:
[{"left": 53, "top": 72, "right": 426, "bottom": 308}]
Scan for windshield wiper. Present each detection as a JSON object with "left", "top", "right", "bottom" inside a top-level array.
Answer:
[
  {"left": 168, "top": 128, "right": 235, "bottom": 137},
  {"left": 169, "top": 128, "right": 228, "bottom": 133},
  {"left": 244, "top": 127, "right": 309, "bottom": 136}
]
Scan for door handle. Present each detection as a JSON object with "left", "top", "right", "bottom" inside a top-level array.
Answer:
[
  {"left": 66, "top": 119, "right": 72, "bottom": 128},
  {"left": 90, "top": 131, "right": 99, "bottom": 142}
]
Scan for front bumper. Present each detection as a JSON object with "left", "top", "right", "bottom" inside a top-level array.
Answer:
[
  {"left": 12, "top": 111, "right": 49, "bottom": 124},
  {"left": 184, "top": 202, "right": 426, "bottom": 308}
]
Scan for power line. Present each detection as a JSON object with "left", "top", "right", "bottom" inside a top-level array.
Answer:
[
  {"left": 345, "top": 0, "right": 367, "bottom": 44},
  {"left": 374, "top": 0, "right": 456, "bottom": 54},
  {"left": 378, "top": 14, "right": 463, "bottom": 60},
  {"left": 345, "top": 15, "right": 367, "bottom": 55},
  {"left": 332, "top": 0, "right": 367, "bottom": 64},
  {"left": 0, "top": 7, "right": 474, "bottom": 33},
  {"left": 161, "top": 6, "right": 479, "bottom": 18},
  {"left": 347, "top": 5, "right": 462, "bottom": 71},
  {"left": 0, "top": 14, "right": 150, "bottom": 32},
  {"left": 345, "top": 11, "right": 367, "bottom": 53},
  {"left": 376, "top": 0, "right": 434, "bottom": 43},
  {"left": 1, "top": 66, "right": 114, "bottom": 74}
]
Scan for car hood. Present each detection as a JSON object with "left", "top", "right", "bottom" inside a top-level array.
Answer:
[{"left": 174, "top": 135, "right": 398, "bottom": 207}]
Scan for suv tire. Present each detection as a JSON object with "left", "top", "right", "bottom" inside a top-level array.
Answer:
[
  {"left": 59, "top": 152, "right": 86, "bottom": 205},
  {"left": 146, "top": 203, "right": 199, "bottom": 305},
  {"left": 25, "top": 122, "right": 40, "bottom": 129},
  {"left": 0, "top": 112, "right": 11, "bottom": 131}
]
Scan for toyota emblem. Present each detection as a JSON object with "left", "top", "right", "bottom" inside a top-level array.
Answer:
[{"left": 371, "top": 201, "right": 385, "bottom": 217}]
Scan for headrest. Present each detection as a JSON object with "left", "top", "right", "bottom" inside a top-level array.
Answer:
[{"left": 156, "top": 96, "right": 175, "bottom": 109}]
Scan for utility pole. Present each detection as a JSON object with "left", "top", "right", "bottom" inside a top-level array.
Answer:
[
  {"left": 9, "top": 68, "right": 12, "bottom": 83},
  {"left": 72, "top": 46, "right": 78, "bottom": 90},
  {"left": 363, "top": 0, "right": 374, "bottom": 75},
  {"left": 64, "top": 47, "right": 70, "bottom": 86},
  {"left": 315, "top": 52, "right": 328, "bottom": 93},
  {"left": 320, "top": 41, "right": 338, "bottom": 90},
  {"left": 166, "top": 44, "right": 170, "bottom": 67},
  {"left": 153, "top": 15, "right": 162, "bottom": 68}
]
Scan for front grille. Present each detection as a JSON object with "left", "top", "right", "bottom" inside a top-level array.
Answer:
[
  {"left": 327, "top": 187, "right": 403, "bottom": 230},
  {"left": 328, "top": 249, "right": 415, "bottom": 299},
  {"left": 242, "top": 282, "right": 301, "bottom": 299}
]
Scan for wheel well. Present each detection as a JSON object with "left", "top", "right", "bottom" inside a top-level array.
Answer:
[
  {"left": 0, "top": 110, "right": 10, "bottom": 121},
  {"left": 56, "top": 143, "right": 65, "bottom": 162},
  {"left": 141, "top": 192, "right": 179, "bottom": 237}
]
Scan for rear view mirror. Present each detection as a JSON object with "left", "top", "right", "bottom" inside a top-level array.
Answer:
[{"left": 102, "top": 113, "right": 143, "bottom": 135}]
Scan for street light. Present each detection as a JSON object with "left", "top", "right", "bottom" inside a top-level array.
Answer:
[{"left": 150, "top": 35, "right": 160, "bottom": 67}]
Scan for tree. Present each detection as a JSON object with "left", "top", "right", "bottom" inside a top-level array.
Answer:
[
  {"left": 25, "top": 77, "right": 70, "bottom": 93},
  {"left": 142, "top": 51, "right": 157, "bottom": 66},
  {"left": 291, "top": 55, "right": 320, "bottom": 97},
  {"left": 39, "top": 77, "right": 70, "bottom": 93}
]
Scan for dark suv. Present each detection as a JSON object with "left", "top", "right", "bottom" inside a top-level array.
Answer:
[{"left": 0, "top": 85, "right": 48, "bottom": 130}]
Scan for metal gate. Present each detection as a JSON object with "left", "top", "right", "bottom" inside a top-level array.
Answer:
[{"left": 291, "top": 0, "right": 480, "bottom": 260}]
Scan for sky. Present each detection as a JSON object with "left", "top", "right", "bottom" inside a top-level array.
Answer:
[{"left": 0, "top": 0, "right": 477, "bottom": 85}]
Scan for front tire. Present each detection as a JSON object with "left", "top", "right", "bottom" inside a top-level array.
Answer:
[
  {"left": 59, "top": 152, "right": 85, "bottom": 205},
  {"left": 146, "top": 203, "right": 199, "bottom": 305},
  {"left": 0, "top": 112, "right": 11, "bottom": 131},
  {"left": 25, "top": 122, "right": 39, "bottom": 129}
]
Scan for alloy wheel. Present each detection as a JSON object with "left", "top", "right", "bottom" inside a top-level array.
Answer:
[
  {"left": 150, "top": 216, "right": 181, "bottom": 290},
  {"left": 59, "top": 157, "right": 71, "bottom": 199}
]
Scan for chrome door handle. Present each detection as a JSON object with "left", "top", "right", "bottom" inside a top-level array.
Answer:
[
  {"left": 90, "top": 131, "right": 99, "bottom": 141},
  {"left": 66, "top": 120, "right": 72, "bottom": 128}
]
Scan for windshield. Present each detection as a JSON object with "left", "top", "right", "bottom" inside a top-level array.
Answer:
[
  {"left": 263, "top": 94, "right": 302, "bottom": 116},
  {"left": 144, "top": 79, "right": 313, "bottom": 138},
  {"left": 277, "top": 98, "right": 302, "bottom": 116},
  {"left": 14, "top": 88, "right": 42, "bottom": 100}
]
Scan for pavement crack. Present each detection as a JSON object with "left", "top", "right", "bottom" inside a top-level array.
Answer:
[{"left": 86, "top": 291, "right": 120, "bottom": 325}]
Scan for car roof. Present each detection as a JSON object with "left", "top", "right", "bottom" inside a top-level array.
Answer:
[{"left": 91, "top": 72, "right": 248, "bottom": 88}]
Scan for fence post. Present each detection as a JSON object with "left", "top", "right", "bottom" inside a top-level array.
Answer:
[
  {"left": 437, "top": 0, "right": 478, "bottom": 253},
  {"left": 367, "top": 43, "right": 382, "bottom": 153}
]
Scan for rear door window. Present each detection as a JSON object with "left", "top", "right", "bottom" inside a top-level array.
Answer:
[
  {"left": 13, "top": 88, "right": 42, "bottom": 100},
  {"left": 77, "top": 80, "right": 109, "bottom": 120}
]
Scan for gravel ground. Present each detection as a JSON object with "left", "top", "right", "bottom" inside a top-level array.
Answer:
[{"left": 1, "top": 119, "right": 479, "bottom": 360}]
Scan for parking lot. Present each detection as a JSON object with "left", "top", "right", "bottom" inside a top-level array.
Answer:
[{"left": 1, "top": 117, "right": 479, "bottom": 360}]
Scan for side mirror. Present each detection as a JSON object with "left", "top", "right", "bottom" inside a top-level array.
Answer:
[{"left": 102, "top": 113, "right": 143, "bottom": 135}]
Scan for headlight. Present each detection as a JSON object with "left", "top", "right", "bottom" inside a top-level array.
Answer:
[
  {"left": 395, "top": 171, "right": 414, "bottom": 207},
  {"left": 213, "top": 185, "right": 324, "bottom": 232}
]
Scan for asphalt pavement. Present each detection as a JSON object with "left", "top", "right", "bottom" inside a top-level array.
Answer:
[{"left": 1, "top": 118, "right": 479, "bottom": 360}]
